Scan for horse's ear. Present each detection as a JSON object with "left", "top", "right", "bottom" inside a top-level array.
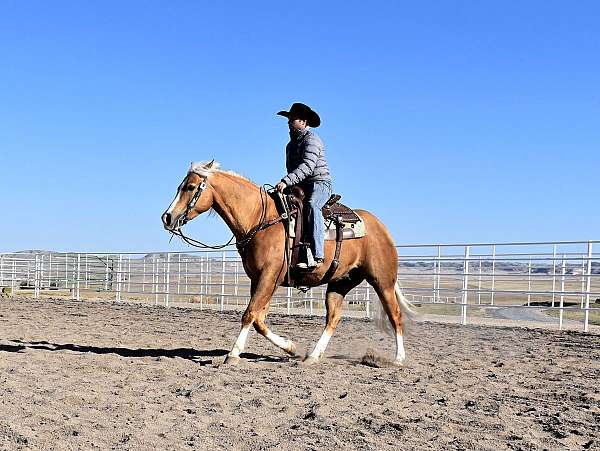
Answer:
[{"left": 206, "top": 159, "right": 215, "bottom": 168}]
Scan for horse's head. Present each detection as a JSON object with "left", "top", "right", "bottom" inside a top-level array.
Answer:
[{"left": 161, "top": 160, "right": 217, "bottom": 231}]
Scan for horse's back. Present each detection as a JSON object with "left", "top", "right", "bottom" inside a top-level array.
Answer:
[
  {"left": 340, "top": 209, "right": 398, "bottom": 267},
  {"left": 354, "top": 209, "right": 396, "bottom": 244}
]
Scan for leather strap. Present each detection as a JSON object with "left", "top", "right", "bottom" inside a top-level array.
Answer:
[{"left": 320, "top": 216, "right": 344, "bottom": 283}]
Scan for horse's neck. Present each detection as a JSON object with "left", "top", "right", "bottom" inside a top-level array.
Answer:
[{"left": 210, "top": 172, "right": 277, "bottom": 239}]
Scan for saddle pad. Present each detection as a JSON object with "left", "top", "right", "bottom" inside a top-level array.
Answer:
[
  {"left": 324, "top": 213, "right": 366, "bottom": 240},
  {"left": 287, "top": 211, "right": 366, "bottom": 240}
]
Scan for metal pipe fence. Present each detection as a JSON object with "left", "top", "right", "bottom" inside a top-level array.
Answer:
[{"left": 1, "top": 240, "right": 598, "bottom": 331}]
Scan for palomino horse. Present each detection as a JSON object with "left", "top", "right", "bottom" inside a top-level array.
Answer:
[{"left": 162, "top": 161, "right": 414, "bottom": 365}]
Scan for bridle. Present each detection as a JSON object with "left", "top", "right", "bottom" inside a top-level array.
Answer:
[
  {"left": 183, "top": 177, "right": 207, "bottom": 224},
  {"left": 168, "top": 174, "right": 207, "bottom": 232},
  {"left": 168, "top": 173, "right": 291, "bottom": 251}
]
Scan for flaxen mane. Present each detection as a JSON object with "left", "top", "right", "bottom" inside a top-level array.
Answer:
[{"left": 189, "top": 161, "right": 254, "bottom": 184}]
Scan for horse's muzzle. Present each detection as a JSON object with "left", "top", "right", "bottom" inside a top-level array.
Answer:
[
  {"left": 162, "top": 211, "right": 186, "bottom": 231},
  {"left": 162, "top": 212, "right": 177, "bottom": 231}
]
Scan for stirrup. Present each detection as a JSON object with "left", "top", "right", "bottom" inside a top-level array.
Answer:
[{"left": 295, "top": 259, "right": 323, "bottom": 270}]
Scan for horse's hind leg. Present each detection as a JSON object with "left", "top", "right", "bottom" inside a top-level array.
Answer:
[
  {"left": 225, "top": 275, "right": 296, "bottom": 364},
  {"left": 369, "top": 279, "right": 406, "bottom": 365},
  {"left": 252, "top": 313, "right": 297, "bottom": 357},
  {"left": 304, "top": 272, "right": 364, "bottom": 364}
]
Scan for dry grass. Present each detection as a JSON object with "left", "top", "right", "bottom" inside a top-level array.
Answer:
[{"left": 545, "top": 308, "right": 600, "bottom": 326}]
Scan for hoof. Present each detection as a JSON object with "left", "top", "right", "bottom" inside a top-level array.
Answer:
[
  {"left": 301, "top": 356, "right": 320, "bottom": 366},
  {"left": 224, "top": 355, "right": 241, "bottom": 365},
  {"left": 285, "top": 342, "right": 297, "bottom": 356},
  {"left": 392, "top": 359, "right": 405, "bottom": 367}
]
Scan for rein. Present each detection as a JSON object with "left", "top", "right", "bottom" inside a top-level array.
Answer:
[{"left": 169, "top": 176, "right": 290, "bottom": 251}]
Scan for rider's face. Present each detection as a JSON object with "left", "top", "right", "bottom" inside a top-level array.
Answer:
[{"left": 288, "top": 115, "right": 307, "bottom": 132}]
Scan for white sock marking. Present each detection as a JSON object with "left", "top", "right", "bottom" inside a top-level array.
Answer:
[
  {"left": 266, "top": 330, "right": 292, "bottom": 352},
  {"left": 229, "top": 325, "right": 251, "bottom": 357},
  {"left": 308, "top": 330, "right": 332, "bottom": 359},
  {"left": 395, "top": 334, "right": 406, "bottom": 363}
]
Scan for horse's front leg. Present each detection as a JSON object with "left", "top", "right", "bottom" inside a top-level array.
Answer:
[{"left": 225, "top": 274, "right": 296, "bottom": 364}]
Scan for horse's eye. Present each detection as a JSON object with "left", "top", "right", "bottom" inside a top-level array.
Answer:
[{"left": 186, "top": 185, "right": 196, "bottom": 192}]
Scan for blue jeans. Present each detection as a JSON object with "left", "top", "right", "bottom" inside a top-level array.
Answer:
[{"left": 303, "top": 181, "right": 332, "bottom": 259}]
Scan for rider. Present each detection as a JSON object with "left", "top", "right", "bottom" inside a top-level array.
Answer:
[{"left": 275, "top": 103, "right": 332, "bottom": 269}]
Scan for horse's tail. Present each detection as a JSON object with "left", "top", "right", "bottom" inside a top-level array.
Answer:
[
  {"left": 395, "top": 283, "right": 418, "bottom": 319},
  {"left": 374, "top": 282, "right": 418, "bottom": 336}
]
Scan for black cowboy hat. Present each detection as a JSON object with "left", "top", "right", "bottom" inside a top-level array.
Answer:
[{"left": 277, "top": 102, "right": 321, "bottom": 127}]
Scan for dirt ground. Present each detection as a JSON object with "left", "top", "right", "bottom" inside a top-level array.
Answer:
[{"left": 1, "top": 297, "right": 599, "bottom": 450}]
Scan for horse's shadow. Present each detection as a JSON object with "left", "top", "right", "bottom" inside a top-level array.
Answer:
[{"left": 0, "top": 340, "right": 287, "bottom": 364}]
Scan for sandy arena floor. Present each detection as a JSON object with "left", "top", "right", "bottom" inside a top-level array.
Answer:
[{"left": 0, "top": 296, "right": 599, "bottom": 450}]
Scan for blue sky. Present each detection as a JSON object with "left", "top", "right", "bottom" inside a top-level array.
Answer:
[{"left": 1, "top": 1, "right": 598, "bottom": 252}]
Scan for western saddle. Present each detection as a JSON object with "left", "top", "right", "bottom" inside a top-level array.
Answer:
[{"left": 271, "top": 186, "right": 366, "bottom": 287}]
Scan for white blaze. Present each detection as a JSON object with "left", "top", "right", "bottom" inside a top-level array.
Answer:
[{"left": 166, "top": 187, "right": 183, "bottom": 215}]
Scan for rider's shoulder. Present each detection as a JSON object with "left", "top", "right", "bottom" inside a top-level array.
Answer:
[{"left": 305, "top": 128, "right": 323, "bottom": 146}]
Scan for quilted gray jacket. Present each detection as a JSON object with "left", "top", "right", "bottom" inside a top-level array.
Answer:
[{"left": 281, "top": 128, "right": 332, "bottom": 187}]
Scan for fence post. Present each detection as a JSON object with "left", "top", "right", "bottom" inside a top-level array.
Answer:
[
  {"left": 580, "top": 254, "right": 586, "bottom": 309},
  {"left": 41, "top": 255, "right": 45, "bottom": 292},
  {"left": 104, "top": 257, "right": 110, "bottom": 291},
  {"left": 153, "top": 255, "right": 158, "bottom": 305},
  {"left": 461, "top": 246, "right": 470, "bottom": 325},
  {"left": 65, "top": 254, "right": 69, "bottom": 289},
  {"left": 76, "top": 253, "right": 81, "bottom": 301},
  {"left": 55, "top": 255, "right": 59, "bottom": 286},
  {"left": 220, "top": 252, "right": 226, "bottom": 312},
  {"left": 234, "top": 260, "right": 239, "bottom": 302},
  {"left": 177, "top": 253, "right": 181, "bottom": 295},
  {"left": 200, "top": 256, "right": 205, "bottom": 304},
  {"left": 200, "top": 256, "right": 205, "bottom": 310},
  {"left": 185, "top": 258, "right": 189, "bottom": 295},
  {"left": 208, "top": 257, "right": 213, "bottom": 305},
  {"left": 436, "top": 246, "right": 441, "bottom": 303},
  {"left": 128, "top": 257, "right": 131, "bottom": 293},
  {"left": 41, "top": 255, "right": 45, "bottom": 293},
  {"left": 478, "top": 257, "right": 482, "bottom": 305},
  {"left": 432, "top": 253, "right": 438, "bottom": 303},
  {"left": 72, "top": 254, "right": 77, "bottom": 300},
  {"left": 11, "top": 259, "right": 16, "bottom": 291},
  {"left": 165, "top": 253, "right": 171, "bottom": 307},
  {"left": 116, "top": 254, "right": 122, "bottom": 303},
  {"left": 490, "top": 245, "right": 496, "bottom": 305},
  {"left": 163, "top": 257, "right": 167, "bottom": 305},
  {"left": 584, "top": 242, "right": 593, "bottom": 332},
  {"left": 365, "top": 284, "right": 371, "bottom": 319},
  {"left": 34, "top": 254, "right": 40, "bottom": 299},
  {"left": 527, "top": 257, "right": 532, "bottom": 307},
  {"left": 559, "top": 255, "right": 566, "bottom": 330},
  {"left": 551, "top": 244, "right": 557, "bottom": 307},
  {"left": 48, "top": 254, "right": 52, "bottom": 288}
]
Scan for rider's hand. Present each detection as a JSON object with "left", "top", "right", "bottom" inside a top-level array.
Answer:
[{"left": 275, "top": 182, "right": 286, "bottom": 193}]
